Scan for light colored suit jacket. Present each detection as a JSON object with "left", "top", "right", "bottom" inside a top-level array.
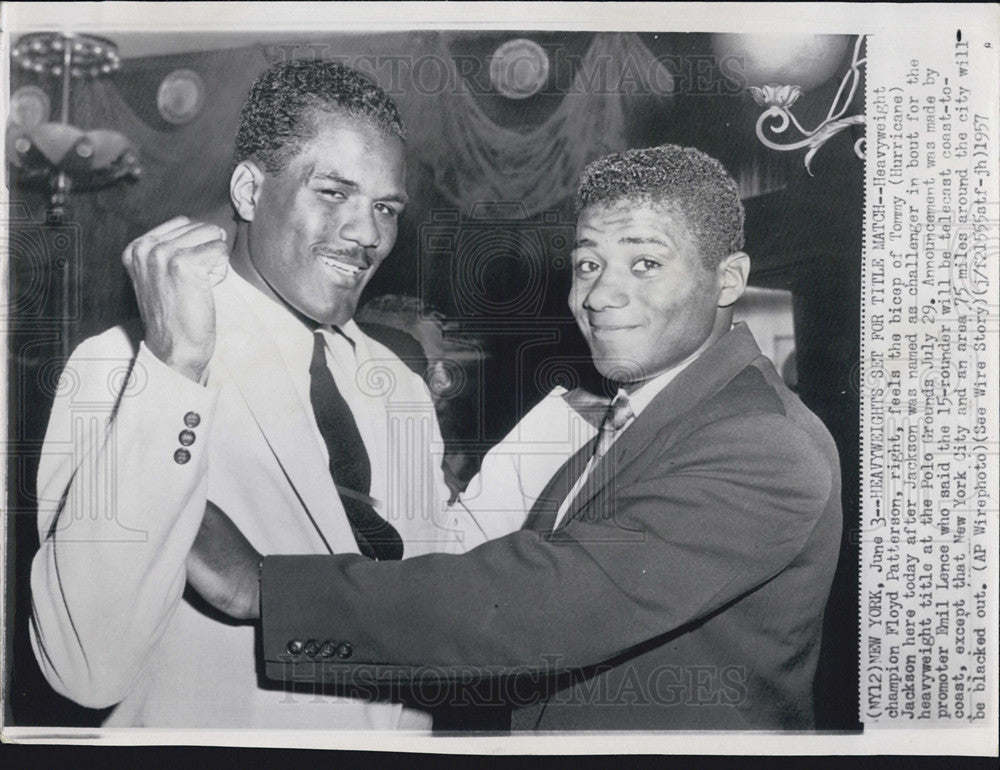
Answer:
[{"left": 30, "top": 270, "right": 477, "bottom": 728}]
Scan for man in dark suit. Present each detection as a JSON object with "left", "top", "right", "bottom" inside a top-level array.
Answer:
[{"left": 188, "top": 143, "right": 843, "bottom": 730}]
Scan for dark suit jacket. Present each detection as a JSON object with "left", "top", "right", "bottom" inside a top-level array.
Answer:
[{"left": 260, "top": 323, "right": 843, "bottom": 730}]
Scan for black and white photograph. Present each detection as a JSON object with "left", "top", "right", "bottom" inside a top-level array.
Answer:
[{"left": 1, "top": 2, "right": 996, "bottom": 757}]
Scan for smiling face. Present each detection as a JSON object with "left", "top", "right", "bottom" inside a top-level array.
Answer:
[
  {"left": 232, "top": 113, "right": 407, "bottom": 327},
  {"left": 569, "top": 200, "right": 737, "bottom": 385}
]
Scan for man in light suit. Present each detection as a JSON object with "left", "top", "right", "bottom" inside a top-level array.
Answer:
[
  {"left": 29, "top": 60, "right": 476, "bottom": 728},
  {"left": 187, "top": 144, "right": 844, "bottom": 730}
]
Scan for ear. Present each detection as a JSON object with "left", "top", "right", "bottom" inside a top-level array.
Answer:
[
  {"left": 716, "top": 251, "right": 750, "bottom": 308},
  {"left": 230, "top": 160, "right": 265, "bottom": 222}
]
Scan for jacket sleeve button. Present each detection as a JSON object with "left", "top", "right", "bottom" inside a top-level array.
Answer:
[
  {"left": 183, "top": 411, "right": 201, "bottom": 428},
  {"left": 173, "top": 448, "right": 191, "bottom": 464},
  {"left": 303, "top": 639, "right": 320, "bottom": 657},
  {"left": 286, "top": 639, "right": 304, "bottom": 655},
  {"left": 319, "top": 641, "right": 337, "bottom": 658},
  {"left": 335, "top": 642, "right": 353, "bottom": 659}
]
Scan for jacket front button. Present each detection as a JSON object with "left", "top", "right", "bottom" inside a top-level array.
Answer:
[
  {"left": 173, "top": 448, "right": 191, "bottom": 464},
  {"left": 303, "top": 639, "right": 320, "bottom": 657},
  {"left": 286, "top": 639, "right": 304, "bottom": 655},
  {"left": 183, "top": 411, "right": 201, "bottom": 428},
  {"left": 335, "top": 642, "right": 353, "bottom": 659},
  {"left": 178, "top": 429, "right": 196, "bottom": 446}
]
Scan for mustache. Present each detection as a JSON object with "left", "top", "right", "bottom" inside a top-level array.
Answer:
[{"left": 311, "top": 245, "right": 371, "bottom": 265}]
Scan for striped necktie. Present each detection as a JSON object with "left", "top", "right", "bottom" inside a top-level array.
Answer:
[{"left": 595, "top": 393, "right": 634, "bottom": 459}]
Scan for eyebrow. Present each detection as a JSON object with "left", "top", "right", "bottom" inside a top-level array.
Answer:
[
  {"left": 310, "top": 169, "right": 409, "bottom": 205},
  {"left": 571, "top": 235, "right": 674, "bottom": 249},
  {"left": 312, "top": 170, "right": 358, "bottom": 188},
  {"left": 618, "top": 236, "right": 674, "bottom": 248}
]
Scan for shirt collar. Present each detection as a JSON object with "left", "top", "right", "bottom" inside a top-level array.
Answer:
[
  {"left": 620, "top": 324, "right": 735, "bottom": 418},
  {"left": 224, "top": 267, "right": 360, "bottom": 367},
  {"left": 618, "top": 349, "right": 699, "bottom": 419}
]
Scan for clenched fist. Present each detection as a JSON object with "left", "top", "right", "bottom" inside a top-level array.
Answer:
[{"left": 122, "top": 217, "right": 230, "bottom": 382}]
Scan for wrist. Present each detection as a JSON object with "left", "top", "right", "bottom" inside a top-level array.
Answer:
[
  {"left": 165, "top": 357, "right": 208, "bottom": 384},
  {"left": 147, "top": 341, "right": 210, "bottom": 383}
]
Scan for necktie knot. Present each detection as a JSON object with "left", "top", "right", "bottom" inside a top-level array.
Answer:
[
  {"left": 595, "top": 393, "right": 633, "bottom": 459},
  {"left": 602, "top": 394, "right": 634, "bottom": 432},
  {"left": 310, "top": 330, "right": 327, "bottom": 371},
  {"left": 522, "top": 394, "right": 633, "bottom": 534},
  {"left": 312, "top": 328, "right": 354, "bottom": 372}
]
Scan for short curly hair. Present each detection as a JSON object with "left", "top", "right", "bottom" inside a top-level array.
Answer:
[
  {"left": 234, "top": 59, "right": 405, "bottom": 172},
  {"left": 575, "top": 144, "right": 745, "bottom": 269}
]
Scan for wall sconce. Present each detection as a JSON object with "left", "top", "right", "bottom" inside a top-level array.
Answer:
[
  {"left": 713, "top": 34, "right": 866, "bottom": 175},
  {"left": 8, "top": 32, "right": 141, "bottom": 221}
]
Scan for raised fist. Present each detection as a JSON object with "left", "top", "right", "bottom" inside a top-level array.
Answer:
[{"left": 122, "top": 216, "right": 230, "bottom": 382}]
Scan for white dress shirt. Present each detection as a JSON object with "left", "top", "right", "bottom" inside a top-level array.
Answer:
[{"left": 227, "top": 272, "right": 391, "bottom": 514}]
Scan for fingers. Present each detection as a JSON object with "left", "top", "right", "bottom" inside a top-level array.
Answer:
[
  {"left": 164, "top": 223, "right": 227, "bottom": 250},
  {"left": 148, "top": 216, "right": 228, "bottom": 243},
  {"left": 207, "top": 265, "right": 229, "bottom": 288},
  {"left": 182, "top": 239, "right": 231, "bottom": 286},
  {"left": 143, "top": 223, "right": 227, "bottom": 256},
  {"left": 121, "top": 218, "right": 228, "bottom": 382},
  {"left": 207, "top": 254, "right": 230, "bottom": 288},
  {"left": 123, "top": 219, "right": 227, "bottom": 269},
  {"left": 144, "top": 239, "right": 228, "bottom": 287}
]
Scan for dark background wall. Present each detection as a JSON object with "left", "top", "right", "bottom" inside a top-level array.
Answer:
[{"left": 5, "top": 31, "right": 863, "bottom": 729}]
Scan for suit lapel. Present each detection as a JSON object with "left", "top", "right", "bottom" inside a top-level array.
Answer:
[
  {"left": 522, "top": 434, "right": 599, "bottom": 533},
  {"left": 211, "top": 275, "right": 359, "bottom": 554},
  {"left": 521, "top": 387, "right": 608, "bottom": 533},
  {"left": 554, "top": 324, "right": 764, "bottom": 531}
]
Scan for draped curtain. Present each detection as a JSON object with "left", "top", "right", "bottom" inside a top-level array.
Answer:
[
  {"left": 69, "top": 32, "right": 675, "bottom": 224},
  {"left": 19, "top": 31, "right": 675, "bottom": 338},
  {"left": 403, "top": 33, "right": 674, "bottom": 216}
]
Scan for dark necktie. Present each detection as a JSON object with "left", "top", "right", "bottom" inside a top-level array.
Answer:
[{"left": 309, "top": 330, "right": 403, "bottom": 561}]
